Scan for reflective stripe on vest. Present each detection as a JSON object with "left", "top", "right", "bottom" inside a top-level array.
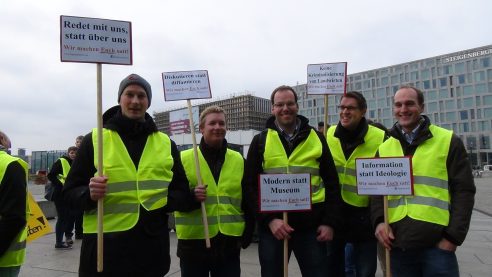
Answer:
[
  {"left": 57, "top": 157, "right": 70, "bottom": 185},
  {"left": 263, "top": 129, "right": 325, "bottom": 203},
  {"left": 0, "top": 152, "right": 28, "bottom": 267},
  {"left": 175, "top": 148, "right": 245, "bottom": 239},
  {"left": 84, "top": 129, "right": 173, "bottom": 233},
  {"left": 378, "top": 125, "right": 452, "bottom": 226},
  {"left": 327, "top": 125, "right": 385, "bottom": 207}
]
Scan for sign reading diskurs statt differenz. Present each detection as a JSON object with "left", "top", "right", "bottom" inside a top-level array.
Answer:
[
  {"left": 162, "top": 70, "right": 212, "bottom": 101},
  {"left": 259, "top": 173, "right": 312, "bottom": 212},
  {"left": 60, "top": 15, "right": 132, "bottom": 65}
]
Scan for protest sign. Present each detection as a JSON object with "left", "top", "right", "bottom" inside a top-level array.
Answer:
[
  {"left": 307, "top": 62, "right": 347, "bottom": 95},
  {"left": 60, "top": 15, "right": 132, "bottom": 65},
  {"left": 162, "top": 70, "right": 212, "bottom": 101},
  {"left": 356, "top": 157, "right": 413, "bottom": 195},
  {"left": 259, "top": 173, "right": 311, "bottom": 212}
]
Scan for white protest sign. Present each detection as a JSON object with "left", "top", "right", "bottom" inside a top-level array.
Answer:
[
  {"left": 356, "top": 157, "right": 413, "bottom": 195},
  {"left": 259, "top": 173, "right": 311, "bottom": 212},
  {"left": 162, "top": 70, "right": 212, "bottom": 101},
  {"left": 307, "top": 62, "right": 347, "bottom": 95},
  {"left": 60, "top": 15, "right": 132, "bottom": 65}
]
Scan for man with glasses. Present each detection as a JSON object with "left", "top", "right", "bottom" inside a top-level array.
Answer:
[
  {"left": 372, "top": 85, "right": 475, "bottom": 276},
  {"left": 245, "top": 85, "right": 341, "bottom": 276},
  {"left": 325, "top": 91, "right": 386, "bottom": 276}
]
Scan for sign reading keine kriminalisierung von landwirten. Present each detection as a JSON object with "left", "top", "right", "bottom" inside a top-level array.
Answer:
[
  {"left": 162, "top": 70, "right": 212, "bottom": 101},
  {"left": 60, "top": 15, "right": 132, "bottom": 65},
  {"left": 259, "top": 173, "right": 312, "bottom": 212},
  {"left": 355, "top": 157, "right": 413, "bottom": 196},
  {"left": 306, "top": 62, "right": 347, "bottom": 95}
]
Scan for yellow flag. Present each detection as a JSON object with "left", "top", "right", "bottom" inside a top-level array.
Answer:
[{"left": 26, "top": 192, "right": 53, "bottom": 242}]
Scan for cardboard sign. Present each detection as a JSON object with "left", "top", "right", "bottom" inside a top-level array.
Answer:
[
  {"left": 307, "top": 62, "right": 347, "bottom": 95},
  {"left": 27, "top": 193, "right": 52, "bottom": 242},
  {"left": 356, "top": 157, "right": 413, "bottom": 195},
  {"left": 259, "top": 173, "right": 311, "bottom": 212},
  {"left": 162, "top": 70, "right": 212, "bottom": 101},
  {"left": 60, "top": 15, "right": 132, "bottom": 65}
]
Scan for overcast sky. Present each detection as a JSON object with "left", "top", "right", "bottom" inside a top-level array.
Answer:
[{"left": 1, "top": 0, "right": 491, "bottom": 154}]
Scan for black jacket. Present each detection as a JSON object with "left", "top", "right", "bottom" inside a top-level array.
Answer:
[
  {"left": 331, "top": 117, "right": 387, "bottom": 242},
  {"left": 177, "top": 138, "right": 255, "bottom": 261},
  {"left": 371, "top": 115, "right": 476, "bottom": 249},
  {"left": 0, "top": 157, "right": 27, "bottom": 258},
  {"left": 47, "top": 155, "right": 72, "bottom": 202},
  {"left": 63, "top": 106, "right": 198, "bottom": 276},
  {"left": 245, "top": 115, "right": 342, "bottom": 232}
]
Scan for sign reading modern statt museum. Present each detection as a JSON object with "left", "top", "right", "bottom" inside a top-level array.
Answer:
[
  {"left": 259, "top": 173, "right": 311, "bottom": 212},
  {"left": 356, "top": 157, "right": 413, "bottom": 195},
  {"left": 60, "top": 15, "right": 132, "bottom": 65}
]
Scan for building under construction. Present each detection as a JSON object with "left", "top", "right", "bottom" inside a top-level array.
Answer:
[{"left": 153, "top": 93, "right": 271, "bottom": 135}]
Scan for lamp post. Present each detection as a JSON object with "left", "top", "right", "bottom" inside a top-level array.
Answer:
[{"left": 468, "top": 142, "right": 475, "bottom": 169}]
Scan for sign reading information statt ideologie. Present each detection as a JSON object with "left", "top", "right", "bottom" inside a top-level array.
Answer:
[
  {"left": 307, "top": 62, "right": 347, "bottom": 95},
  {"left": 259, "top": 173, "right": 312, "bottom": 212},
  {"left": 60, "top": 15, "right": 132, "bottom": 65},
  {"left": 356, "top": 157, "right": 413, "bottom": 196},
  {"left": 162, "top": 70, "right": 212, "bottom": 101}
]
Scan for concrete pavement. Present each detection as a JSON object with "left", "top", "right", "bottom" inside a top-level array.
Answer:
[{"left": 19, "top": 177, "right": 492, "bottom": 276}]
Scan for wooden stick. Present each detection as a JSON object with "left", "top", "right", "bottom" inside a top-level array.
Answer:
[
  {"left": 283, "top": 211, "right": 288, "bottom": 277},
  {"left": 383, "top": 195, "right": 390, "bottom": 277},
  {"left": 96, "top": 63, "right": 104, "bottom": 272},
  {"left": 187, "top": 100, "right": 211, "bottom": 248}
]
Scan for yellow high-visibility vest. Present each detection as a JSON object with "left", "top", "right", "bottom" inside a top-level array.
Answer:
[
  {"left": 0, "top": 151, "right": 28, "bottom": 267},
  {"left": 378, "top": 125, "right": 452, "bottom": 226},
  {"left": 57, "top": 157, "right": 70, "bottom": 185},
  {"left": 175, "top": 148, "right": 245, "bottom": 239},
  {"left": 83, "top": 129, "right": 173, "bottom": 233},
  {"left": 263, "top": 129, "right": 325, "bottom": 204},
  {"left": 327, "top": 125, "right": 385, "bottom": 207}
]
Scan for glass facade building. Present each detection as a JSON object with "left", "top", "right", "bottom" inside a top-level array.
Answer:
[{"left": 296, "top": 45, "right": 492, "bottom": 167}]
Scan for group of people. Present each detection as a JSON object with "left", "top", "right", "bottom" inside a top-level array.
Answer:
[{"left": 0, "top": 73, "right": 475, "bottom": 277}]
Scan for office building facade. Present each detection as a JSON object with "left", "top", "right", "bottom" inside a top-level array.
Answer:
[{"left": 296, "top": 45, "right": 492, "bottom": 167}]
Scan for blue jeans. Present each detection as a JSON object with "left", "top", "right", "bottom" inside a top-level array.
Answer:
[
  {"left": 180, "top": 254, "right": 240, "bottom": 277},
  {"left": 258, "top": 227, "right": 327, "bottom": 277},
  {"left": 326, "top": 240, "right": 377, "bottom": 277},
  {"left": 391, "top": 247, "right": 459, "bottom": 277},
  {"left": 0, "top": 266, "right": 21, "bottom": 277}
]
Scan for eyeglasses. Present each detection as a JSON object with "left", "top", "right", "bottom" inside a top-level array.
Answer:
[
  {"left": 337, "top": 105, "right": 359, "bottom": 111},
  {"left": 273, "top": 102, "right": 297, "bottom": 108}
]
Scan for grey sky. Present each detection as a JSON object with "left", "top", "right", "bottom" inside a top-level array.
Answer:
[{"left": 1, "top": 0, "right": 491, "bottom": 154}]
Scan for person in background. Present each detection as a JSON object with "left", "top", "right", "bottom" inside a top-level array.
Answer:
[
  {"left": 176, "top": 106, "right": 255, "bottom": 277},
  {"left": 48, "top": 146, "right": 78, "bottom": 249},
  {"left": 0, "top": 131, "right": 28, "bottom": 277},
  {"left": 317, "top": 121, "right": 326, "bottom": 136},
  {"left": 325, "top": 91, "right": 386, "bottom": 276},
  {"left": 372, "top": 85, "right": 476, "bottom": 276},
  {"left": 63, "top": 73, "right": 199, "bottom": 276},
  {"left": 246, "top": 85, "right": 342, "bottom": 277},
  {"left": 75, "top": 135, "right": 83, "bottom": 148}
]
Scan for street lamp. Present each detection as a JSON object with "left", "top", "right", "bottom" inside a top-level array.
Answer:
[{"left": 468, "top": 141, "right": 475, "bottom": 169}]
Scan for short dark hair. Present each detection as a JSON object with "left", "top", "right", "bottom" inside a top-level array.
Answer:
[
  {"left": 398, "top": 85, "right": 424, "bottom": 105},
  {"left": 318, "top": 121, "right": 324, "bottom": 127},
  {"left": 341, "top": 91, "right": 367, "bottom": 111},
  {"left": 270, "top": 85, "right": 298, "bottom": 105},
  {"left": 67, "top": 146, "right": 78, "bottom": 153}
]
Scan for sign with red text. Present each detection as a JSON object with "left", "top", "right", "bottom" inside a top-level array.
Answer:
[
  {"left": 60, "top": 15, "right": 132, "bottom": 65},
  {"left": 356, "top": 157, "right": 413, "bottom": 195},
  {"left": 169, "top": 107, "right": 199, "bottom": 135},
  {"left": 162, "top": 70, "right": 212, "bottom": 101},
  {"left": 259, "top": 173, "right": 311, "bottom": 212},
  {"left": 307, "top": 62, "right": 347, "bottom": 95}
]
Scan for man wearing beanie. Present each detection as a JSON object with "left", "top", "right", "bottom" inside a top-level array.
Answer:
[{"left": 63, "top": 74, "right": 201, "bottom": 276}]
